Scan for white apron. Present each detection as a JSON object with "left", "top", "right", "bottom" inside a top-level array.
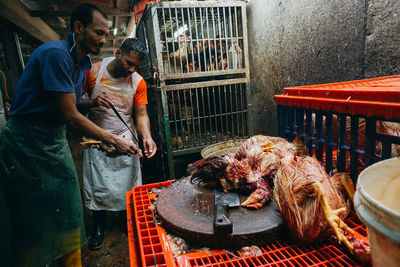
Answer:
[{"left": 83, "top": 57, "right": 142, "bottom": 211}]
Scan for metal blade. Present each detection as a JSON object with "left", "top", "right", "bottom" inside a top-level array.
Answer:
[
  {"left": 110, "top": 104, "right": 139, "bottom": 144},
  {"left": 223, "top": 191, "right": 240, "bottom": 208},
  {"left": 103, "top": 92, "right": 139, "bottom": 144}
]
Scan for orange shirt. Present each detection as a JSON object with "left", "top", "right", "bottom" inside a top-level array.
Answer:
[{"left": 84, "top": 61, "right": 148, "bottom": 105}]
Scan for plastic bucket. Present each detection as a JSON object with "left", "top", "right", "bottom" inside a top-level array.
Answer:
[
  {"left": 354, "top": 157, "right": 400, "bottom": 266},
  {"left": 200, "top": 139, "right": 246, "bottom": 158}
]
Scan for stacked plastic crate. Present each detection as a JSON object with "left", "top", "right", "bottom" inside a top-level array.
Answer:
[
  {"left": 275, "top": 75, "right": 400, "bottom": 183},
  {"left": 136, "top": 1, "right": 252, "bottom": 178}
]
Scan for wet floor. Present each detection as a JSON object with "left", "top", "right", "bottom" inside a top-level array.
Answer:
[{"left": 81, "top": 212, "right": 130, "bottom": 267}]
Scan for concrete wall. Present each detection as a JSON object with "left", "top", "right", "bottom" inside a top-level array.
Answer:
[{"left": 247, "top": 0, "right": 400, "bottom": 135}]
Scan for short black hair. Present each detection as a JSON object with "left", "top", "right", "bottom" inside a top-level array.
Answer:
[
  {"left": 120, "top": 38, "right": 148, "bottom": 62},
  {"left": 70, "top": 3, "right": 108, "bottom": 32}
]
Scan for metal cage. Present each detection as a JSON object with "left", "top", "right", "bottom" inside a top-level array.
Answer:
[{"left": 138, "top": 1, "right": 252, "bottom": 178}]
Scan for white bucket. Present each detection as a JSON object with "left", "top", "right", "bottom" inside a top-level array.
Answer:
[{"left": 354, "top": 157, "right": 400, "bottom": 267}]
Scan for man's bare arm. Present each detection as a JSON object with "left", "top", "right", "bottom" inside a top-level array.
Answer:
[{"left": 134, "top": 104, "right": 157, "bottom": 158}]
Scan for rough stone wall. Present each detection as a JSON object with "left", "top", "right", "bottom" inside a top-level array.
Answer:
[
  {"left": 365, "top": 0, "right": 400, "bottom": 77},
  {"left": 247, "top": 0, "right": 400, "bottom": 135}
]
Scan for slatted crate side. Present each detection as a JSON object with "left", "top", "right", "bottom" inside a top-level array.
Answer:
[
  {"left": 164, "top": 82, "right": 249, "bottom": 154},
  {"left": 138, "top": 1, "right": 249, "bottom": 82},
  {"left": 277, "top": 105, "right": 400, "bottom": 182}
]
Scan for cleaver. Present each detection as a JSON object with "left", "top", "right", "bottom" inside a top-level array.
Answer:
[{"left": 213, "top": 189, "right": 240, "bottom": 235}]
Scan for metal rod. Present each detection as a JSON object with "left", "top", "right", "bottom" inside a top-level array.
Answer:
[
  {"left": 189, "top": 88, "right": 196, "bottom": 146},
  {"left": 187, "top": 8, "right": 195, "bottom": 73},
  {"left": 161, "top": 7, "right": 171, "bottom": 74},
  {"left": 171, "top": 91, "right": 178, "bottom": 149},
  {"left": 174, "top": 8, "right": 183, "bottom": 73},
  {"left": 194, "top": 8, "right": 202, "bottom": 72},
  {"left": 234, "top": 84, "right": 240, "bottom": 136},
  {"left": 229, "top": 84, "right": 234, "bottom": 138},
  {"left": 217, "top": 8, "right": 224, "bottom": 71},
  {"left": 224, "top": 85, "right": 229, "bottom": 140},
  {"left": 234, "top": 7, "right": 240, "bottom": 68},
  {"left": 183, "top": 89, "right": 190, "bottom": 147},
  {"left": 195, "top": 87, "right": 202, "bottom": 145},
  {"left": 205, "top": 8, "right": 213, "bottom": 71},
  {"left": 223, "top": 7, "right": 230, "bottom": 70},
  {"left": 228, "top": 6, "right": 234, "bottom": 50},
  {"left": 212, "top": 86, "right": 219, "bottom": 142},
  {"left": 240, "top": 84, "right": 245, "bottom": 137},
  {"left": 211, "top": 8, "right": 218, "bottom": 71},
  {"left": 181, "top": 7, "right": 190, "bottom": 73},
  {"left": 218, "top": 85, "right": 224, "bottom": 141},
  {"left": 206, "top": 86, "right": 213, "bottom": 142},
  {"left": 234, "top": 7, "right": 239, "bottom": 40},
  {"left": 199, "top": 7, "right": 207, "bottom": 71},
  {"left": 168, "top": 8, "right": 177, "bottom": 74},
  {"left": 200, "top": 87, "right": 208, "bottom": 144},
  {"left": 176, "top": 90, "right": 184, "bottom": 148}
]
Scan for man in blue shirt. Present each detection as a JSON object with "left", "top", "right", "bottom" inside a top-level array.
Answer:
[{"left": 0, "top": 4, "right": 140, "bottom": 267}]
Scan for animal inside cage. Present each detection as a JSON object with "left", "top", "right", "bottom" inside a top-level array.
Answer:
[
  {"left": 137, "top": 1, "right": 248, "bottom": 81},
  {"left": 166, "top": 82, "right": 249, "bottom": 152}
]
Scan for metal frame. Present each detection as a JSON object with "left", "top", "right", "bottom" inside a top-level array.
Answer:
[{"left": 138, "top": 1, "right": 251, "bottom": 179}]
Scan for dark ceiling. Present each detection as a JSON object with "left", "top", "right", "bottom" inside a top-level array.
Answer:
[{"left": 20, "top": 0, "right": 138, "bottom": 61}]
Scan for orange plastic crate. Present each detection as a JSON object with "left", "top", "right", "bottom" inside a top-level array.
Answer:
[
  {"left": 127, "top": 181, "right": 367, "bottom": 267},
  {"left": 275, "top": 75, "right": 400, "bottom": 120}
]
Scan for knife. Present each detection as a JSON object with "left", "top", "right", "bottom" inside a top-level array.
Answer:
[
  {"left": 103, "top": 92, "right": 139, "bottom": 144},
  {"left": 214, "top": 189, "right": 240, "bottom": 235}
]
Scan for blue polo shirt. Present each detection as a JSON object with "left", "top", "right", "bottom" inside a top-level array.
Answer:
[{"left": 10, "top": 33, "right": 92, "bottom": 124}]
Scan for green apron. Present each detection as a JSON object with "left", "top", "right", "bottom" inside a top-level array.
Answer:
[{"left": 0, "top": 118, "right": 87, "bottom": 267}]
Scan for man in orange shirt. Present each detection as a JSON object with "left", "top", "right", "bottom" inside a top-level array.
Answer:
[{"left": 82, "top": 38, "right": 157, "bottom": 250}]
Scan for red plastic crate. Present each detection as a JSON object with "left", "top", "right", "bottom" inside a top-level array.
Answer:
[
  {"left": 127, "top": 182, "right": 367, "bottom": 267},
  {"left": 275, "top": 75, "right": 400, "bottom": 120}
]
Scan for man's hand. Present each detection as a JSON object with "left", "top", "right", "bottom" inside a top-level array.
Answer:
[
  {"left": 113, "top": 135, "right": 143, "bottom": 157},
  {"left": 95, "top": 93, "right": 114, "bottom": 108},
  {"left": 143, "top": 138, "right": 157, "bottom": 158}
]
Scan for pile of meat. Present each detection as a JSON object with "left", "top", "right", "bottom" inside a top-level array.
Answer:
[{"left": 190, "top": 135, "right": 370, "bottom": 264}]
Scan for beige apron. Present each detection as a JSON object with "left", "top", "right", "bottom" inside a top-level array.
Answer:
[{"left": 83, "top": 57, "right": 142, "bottom": 211}]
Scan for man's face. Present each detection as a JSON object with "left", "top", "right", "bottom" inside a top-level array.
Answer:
[
  {"left": 116, "top": 50, "right": 142, "bottom": 77},
  {"left": 79, "top": 10, "right": 109, "bottom": 55}
]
